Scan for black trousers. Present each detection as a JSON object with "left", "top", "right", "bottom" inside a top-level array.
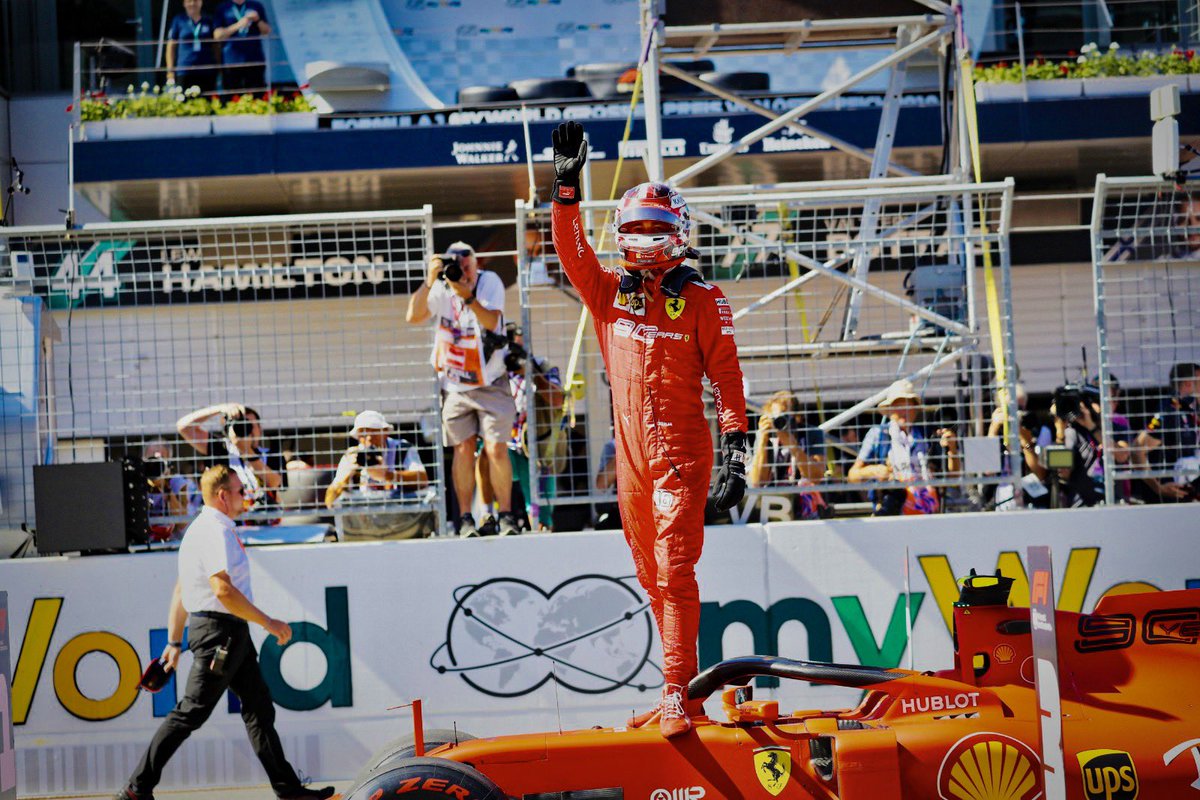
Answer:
[{"left": 127, "top": 612, "right": 302, "bottom": 796}]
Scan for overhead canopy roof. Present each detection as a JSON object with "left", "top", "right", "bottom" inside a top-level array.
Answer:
[{"left": 663, "top": 0, "right": 940, "bottom": 26}]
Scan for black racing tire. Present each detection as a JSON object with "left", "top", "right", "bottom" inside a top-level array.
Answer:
[
  {"left": 346, "top": 757, "right": 504, "bottom": 800},
  {"left": 667, "top": 59, "right": 716, "bottom": 74},
  {"left": 508, "top": 78, "right": 592, "bottom": 101},
  {"left": 698, "top": 71, "right": 771, "bottom": 93},
  {"left": 348, "top": 728, "right": 476, "bottom": 790},
  {"left": 457, "top": 85, "right": 519, "bottom": 105},
  {"left": 570, "top": 62, "right": 636, "bottom": 99}
]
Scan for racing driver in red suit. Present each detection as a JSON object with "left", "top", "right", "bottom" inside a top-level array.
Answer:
[{"left": 550, "top": 122, "right": 748, "bottom": 737}]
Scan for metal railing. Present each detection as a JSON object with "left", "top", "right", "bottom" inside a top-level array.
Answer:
[
  {"left": 515, "top": 179, "right": 1020, "bottom": 522},
  {"left": 0, "top": 207, "right": 440, "bottom": 539},
  {"left": 1091, "top": 174, "right": 1200, "bottom": 505}
]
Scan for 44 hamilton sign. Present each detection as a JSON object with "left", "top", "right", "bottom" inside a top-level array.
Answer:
[{"left": 4, "top": 232, "right": 425, "bottom": 309}]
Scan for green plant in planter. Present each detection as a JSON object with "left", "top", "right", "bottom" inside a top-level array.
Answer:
[
  {"left": 211, "top": 92, "right": 271, "bottom": 115},
  {"left": 79, "top": 92, "right": 113, "bottom": 121},
  {"left": 1160, "top": 48, "right": 1199, "bottom": 75},
  {"left": 268, "top": 90, "right": 315, "bottom": 114},
  {"left": 976, "top": 41, "right": 1199, "bottom": 82},
  {"left": 109, "top": 81, "right": 212, "bottom": 119}
]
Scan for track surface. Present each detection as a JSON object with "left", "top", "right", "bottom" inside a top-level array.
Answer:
[{"left": 25, "top": 783, "right": 355, "bottom": 800}]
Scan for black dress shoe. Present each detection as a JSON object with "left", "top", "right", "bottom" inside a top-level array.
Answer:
[{"left": 114, "top": 789, "right": 154, "bottom": 800}]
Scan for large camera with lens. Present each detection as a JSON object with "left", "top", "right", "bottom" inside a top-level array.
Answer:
[
  {"left": 1052, "top": 383, "right": 1087, "bottom": 422},
  {"left": 143, "top": 456, "right": 170, "bottom": 481},
  {"left": 438, "top": 254, "right": 463, "bottom": 283},
  {"left": 356, "top": 447, "right": 384, "bottom": 468}
]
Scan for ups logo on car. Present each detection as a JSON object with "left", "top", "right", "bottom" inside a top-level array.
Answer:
[{"left": 1077, "top": 749, "right": 1138, "bottom": 800}]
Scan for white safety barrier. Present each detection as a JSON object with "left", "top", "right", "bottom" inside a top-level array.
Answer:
[{"left": 0, "top": 504, "right": 1193, "bottom": 793}]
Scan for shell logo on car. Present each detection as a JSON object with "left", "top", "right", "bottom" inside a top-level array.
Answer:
[{"left": 937, "top": 733, "right": 1043, "bottom": 800}]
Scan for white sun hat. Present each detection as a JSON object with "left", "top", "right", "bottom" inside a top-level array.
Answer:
[{"left": 350, "top": 410, "right": 395, "bottom": 437}]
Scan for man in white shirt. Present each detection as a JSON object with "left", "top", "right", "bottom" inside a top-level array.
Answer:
[
  {"left": 405, "top": 241, "right": 519, "bottom": 537},
  {"left": 116, "top": 466, "right": 333, "bottom": 800}
]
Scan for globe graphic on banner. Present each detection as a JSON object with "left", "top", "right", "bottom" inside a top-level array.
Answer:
[{"left": 430, "top": 575, "right": 661, "bottom": 697}]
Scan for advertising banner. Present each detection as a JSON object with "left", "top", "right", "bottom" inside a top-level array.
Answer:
[
  {"left": 0, "top": 505, "right": 1196, "bottom": 794},
  {"left": 0, "top": 592, "right": 15, "bottom": 800}
]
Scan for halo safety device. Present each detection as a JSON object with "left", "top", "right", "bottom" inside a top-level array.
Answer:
[{"left": 612, "top": 182, "right": 694, "bottom": 269}]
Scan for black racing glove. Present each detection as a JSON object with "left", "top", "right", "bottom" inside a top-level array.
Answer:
[
  {"left": 552, "top": 121, "right": 588, "bottom": 205},
  {"left": 711, "top": 431, "right": 748, "bottom": 512}
]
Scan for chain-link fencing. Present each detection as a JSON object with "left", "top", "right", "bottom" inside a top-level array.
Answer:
[
  {"left": 515, "top": 179, "right": 1020, "bottom": 524},
  {"left": 0, "top": 208, "right": 441, "bottom": 540},
  {"left": 1091, "top": 175, "right": 1200, "bottom": 505}
]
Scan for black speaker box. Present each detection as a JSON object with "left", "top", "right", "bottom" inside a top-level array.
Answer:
[{"left": 33, "top": 461, "right": 148, "bottom": 555}]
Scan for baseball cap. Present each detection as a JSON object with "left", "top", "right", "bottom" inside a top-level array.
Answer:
[
  {"left": 878, "top": 379, "right": 923, "bottom": 409},
  {"left": 139, "top": 658, "right": 170, "bottom": 693},
  {"left": 446, "top": 241, "right": 474, "bottom": 258},
  {"left": 350, "top": 410, "right": 394, "bottom": 437}
]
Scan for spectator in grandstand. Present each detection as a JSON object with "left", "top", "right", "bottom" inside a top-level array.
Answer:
[
  {"left": 176, "top": 402, "right": 282, "bottom": 514},
  {"left": 1133, "top": 362, "right": 1200, "bottom": 502},
  {"left": 848, "top": 379, "right": 959, "bottom": 515},
  {"left": 165, "top": 0, "right": 218, "bottom": 94},
  {"left": 115, "top": 465, "right": 334, "bottom": 800},
  {"left": 748, "top": 390, "right": 828, "bottom": 519},
  {"left": 213, "top": 0, "right": 272, "bottom": 93},
  {"left": 324, "top": 410, "right": 428, "bottom": 508},
  {"left": 142, "top": 440, "right": 201, "bottom": 541},
  {"left": 405, "top": 241, "right": 519, "bottom": 537}
]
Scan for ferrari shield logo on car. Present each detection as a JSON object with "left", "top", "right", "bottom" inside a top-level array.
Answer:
[
  {"left": 665, "top": 297, "right": 686, "bottom": 320},
  {"left": 753, "top": 746, "right": 791, "bottom": 796}
]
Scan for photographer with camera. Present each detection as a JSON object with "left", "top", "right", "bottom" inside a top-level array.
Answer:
[
  {"left": 176, "top": 402, "right": 282, "bottom": 514},
  {"left": 1133, "top": 362, "right": 1200, "bottom": 502},
  {"left": 848, "top": 379, "right": 958, "bottom": 515},
  {"left": 324, "top": 410, "right": 428, "bottom": 510},
  {"left": 1050, "top": 383, "right": 1106, "bottom": 507},
  {"left": 748, "top": 390, "right": 829, "bottom": 520},
  {"left": 405, "top": 242, "right": 519, "bottom": 537}
]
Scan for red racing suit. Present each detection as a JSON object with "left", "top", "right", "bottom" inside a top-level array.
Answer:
[{"left": 552, "top": 201, "right": 747, "bottom": 687}]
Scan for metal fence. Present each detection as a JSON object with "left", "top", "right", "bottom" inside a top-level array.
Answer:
[
  {"left": 1091, "top": 175, "right": 1200, "bottom": 504},
  {"left": 0, "top": 208, "right": 440, "bottom": 538},
  {"left": 516, "top": 179, "right": 1020, "bottom": 523}
]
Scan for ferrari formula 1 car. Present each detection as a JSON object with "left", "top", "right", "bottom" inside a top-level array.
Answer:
[{"left": 341, "top": 576, "right": 1200, "bottom": 799}]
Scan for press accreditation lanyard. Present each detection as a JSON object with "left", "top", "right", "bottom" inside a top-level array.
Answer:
[
  {"left": 189, "top": 18, "right": 204, "bottom": 51},
  {"left": 232, "top": 3, "right": 252, "bottom": 36}
]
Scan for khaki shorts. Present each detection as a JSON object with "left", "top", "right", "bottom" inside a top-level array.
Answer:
[{"left": 442, "top": 382, "right": 516, "bottom": 446}]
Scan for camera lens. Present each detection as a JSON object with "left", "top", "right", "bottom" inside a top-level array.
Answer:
[{"left": 771, "top": 414, "right": 790, "bottom": 431}]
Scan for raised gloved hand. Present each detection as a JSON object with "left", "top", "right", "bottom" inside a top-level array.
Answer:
[
  {"left": 711, "top": 431, "right": 747, "bottom": 512},
  {"left": 552, "top": 121, "right": 588, "bottom": 205}
]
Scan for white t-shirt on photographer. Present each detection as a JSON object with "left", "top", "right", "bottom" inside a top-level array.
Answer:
[{"left": 427, "top": 270, "right": 507, "bottom": 392}]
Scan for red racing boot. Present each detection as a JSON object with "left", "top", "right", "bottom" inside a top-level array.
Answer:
[{"left": 659, "top": 683, "right": 694, "bottom": 738}]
